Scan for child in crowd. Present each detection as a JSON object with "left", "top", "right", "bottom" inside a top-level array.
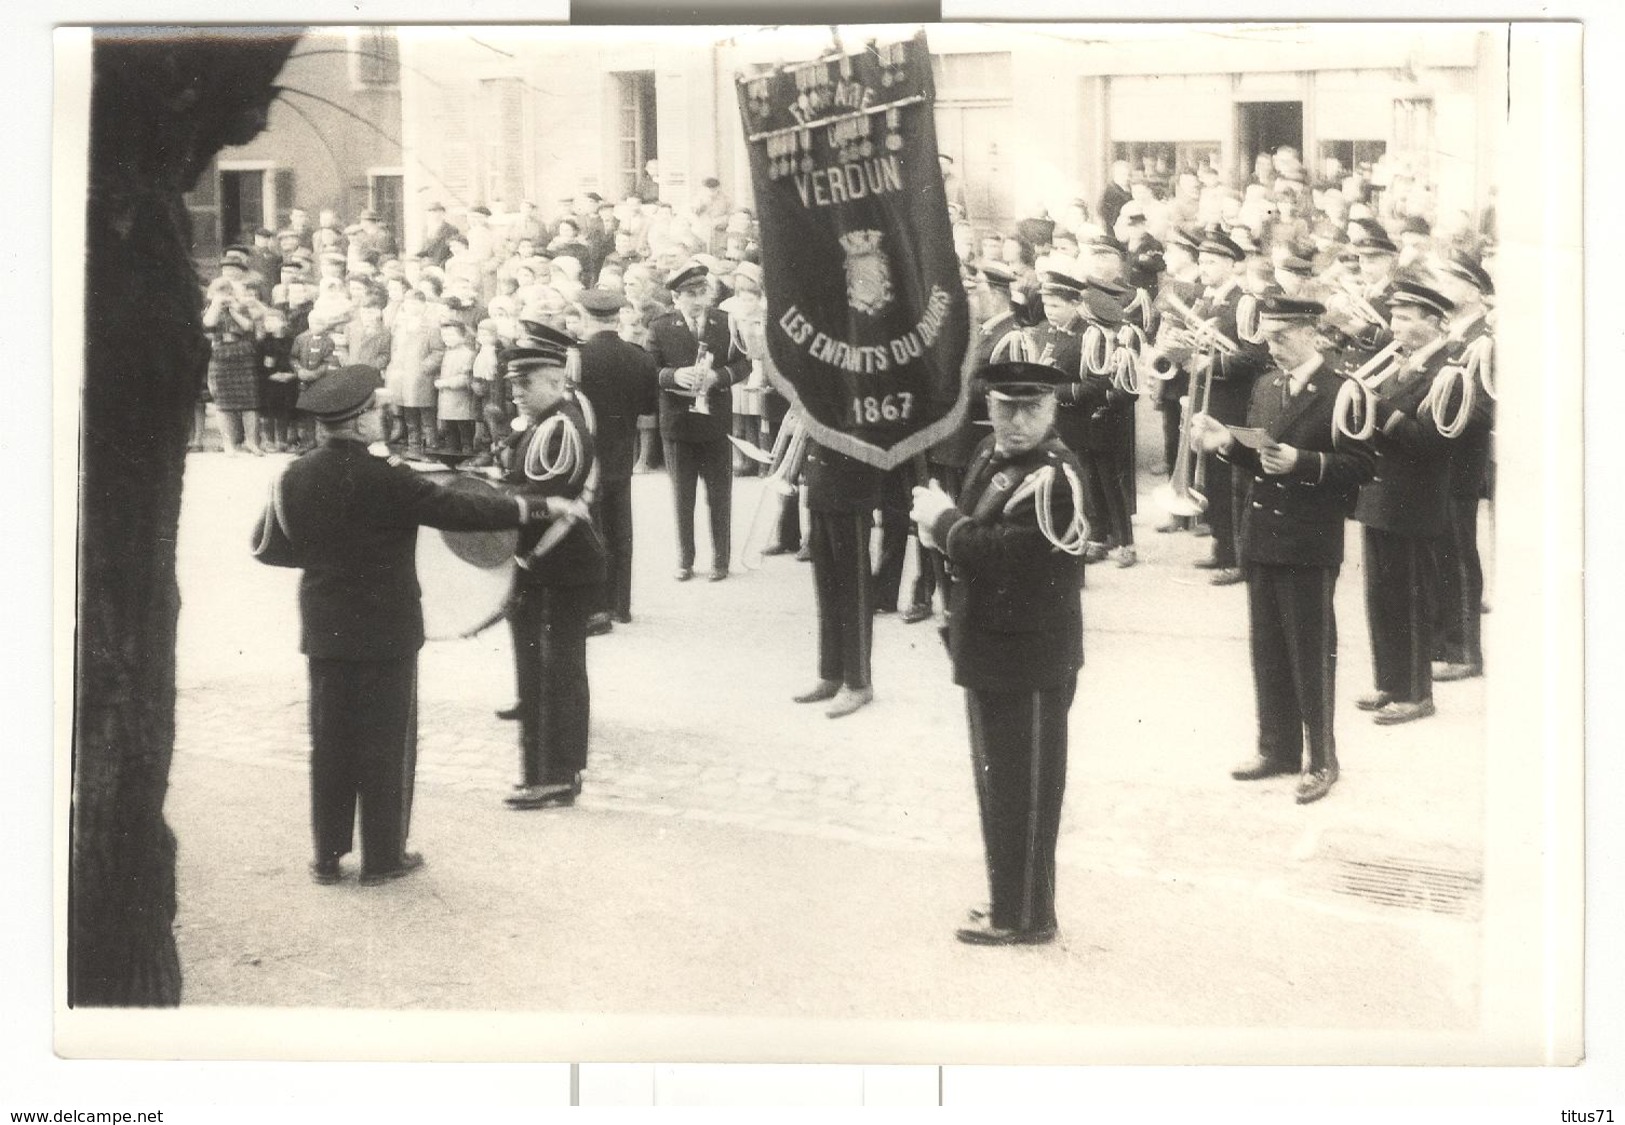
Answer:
[
  {"left": 433, "top": 317, "right": 476, "bottom": 455},
  {"left": 347, "top": 286, "right": 392, "bottom": 372},
  {"left": 257, "top": 304, "right": 299, "bottom": 452},
  {"left": 471, "top": 317, "right": 503, "bottom": 456},
  {"left": 386, "top": 288, "right": 443, "bottom": 458},
  {"left": 289, "top": 308, "right": 347, "bottom": 453}
]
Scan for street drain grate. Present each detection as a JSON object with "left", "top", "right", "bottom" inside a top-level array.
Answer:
[{"left": 1324, "top": 856, "right": 1482, "bottom": 917}]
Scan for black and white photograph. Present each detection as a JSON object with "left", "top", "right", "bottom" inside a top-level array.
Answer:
[{"left": 24, "top": 5, "right": 1608, "bottom": 1110}]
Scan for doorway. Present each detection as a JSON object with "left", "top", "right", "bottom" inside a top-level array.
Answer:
[
  {"left": 1236, "top": 100, "right": 1303, "bottom": 185},
  {"left": 219, "top": 169, "right": 266, "bottom": 246}
]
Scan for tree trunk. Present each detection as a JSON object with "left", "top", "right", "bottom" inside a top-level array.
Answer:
[{"left": 72, "top": 28, "right": 300, "bottom": 1007}]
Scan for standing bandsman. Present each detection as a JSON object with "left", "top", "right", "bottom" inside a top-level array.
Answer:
[
  {"left": 573, "top": 288, "right": 660, "bottom": 632},
  {"left": 1426, "top": 253, "right": 1496, "bottom": 681},
  {"left": 1078, "top": 270, "right": 1140, "bottom": 566},
  {"left": 1348, "top": 281, "right": 1457, "bottom": 726},
  {"left": 501, "top": 326, "right": 609, "bottom": 809},
  {"left": 252, "top": 365, "right": 538, "bottom": 882},
  {"left": 1191, "top": 298, "right": 1375, "bottom": 804},
  {"left": 1181, "top": 229, "right": 1270, "bottom": 584},
  {"left": 909, "top": 361, "right": 1087, "bottom": 946},
  {"left": 1152, "top": 228, "right": 1203, "bottom": 503},
  {"left": 647, "top": 262, "right": 751, "bottom": 581}
]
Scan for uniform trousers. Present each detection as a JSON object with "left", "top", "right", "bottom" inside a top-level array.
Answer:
[
  {"left": 1362, "top": 527, "right": 1435, "bottom": 704},
  {"left": 808, "top": 510, "right": 874, "bottom": 689},
  {"left": 510, "top": 583, "right": 596, "bottom": 785},
  {"left": 1248, "top": 564, "right": 1339, "bottom": 772},
  {"left": 595, "top": 477, "right": 635, "bottom": 619},
  {"left": 965, "top": 676, "right": 1076, "bottom": 933},
  {"left": 908, "top": 464, "right": 964, "bottom": 610},
  {"left": 871, "top": 469, "right": 912, "bottom": 611},
  {"left": 1203, "top": 455, "right": 1242, "bottom": 567},
  {"left": 664, "top": 437, "right": 732, "bottom": 571},
  {"left": 1431, "top": 495, "right": 1484, "bottom": 668},
  {"left": 307, "top": 655, "right": 418, "bottom": 869},
  {"left": 1081, "top": 449, "right": 1134, "bottom": 547}
]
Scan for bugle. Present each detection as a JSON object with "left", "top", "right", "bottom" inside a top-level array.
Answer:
[
  {"left": 1331, "top": 341, "right": 1404, "bottom": 441},
  {"left": 1163, "top": 293, "right": 1241, "bottom": 356},
  {"left": 1153, "top": 353, "right": 1214, "bottom": 518}
]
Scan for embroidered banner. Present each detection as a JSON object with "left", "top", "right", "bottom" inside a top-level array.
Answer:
[{"left": 736, "top": 30, "right": 970, "bottom": 470}]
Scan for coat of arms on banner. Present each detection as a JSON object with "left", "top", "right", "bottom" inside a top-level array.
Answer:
[{"left": 839, "top": 229, "right": 893, "bottom": 316}]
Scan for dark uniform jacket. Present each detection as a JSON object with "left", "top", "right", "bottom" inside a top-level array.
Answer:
[
  {"left": 647, "top": 307, "right": 750, "bottom": 443},
  {"left": 1192, "top": 279, "right": 1271, "bottom": 424},
  {"left": 258, "top": 437, "right": 524, "bottom": 660},
  {"left": 504, "top": 395, "right": 607, "bottom": 588},
  {"left": 802, "top": 441, "right": 882, "bottom": 514},
  {"left": 930, "top": 434, "right": 1085, "bottom": 692},
  {"left": 1353, "top": 339, "right": 1456, "bottom": 537},
  {"left": 1222, "top": 357, "right": 1375, "bottom": 568},
  {"left": 1125, "top": 234, "right": 1166, "bottom": 295},
  {"left": 575, "top": 331, "right": 660, "bottom": 483},
  {"left": 1039, "top": 323, "right": 1112, "bottom": 453}
]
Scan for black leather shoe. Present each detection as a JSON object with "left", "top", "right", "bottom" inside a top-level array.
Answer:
[
  {"left": 504, "top": 783, "right": 576, "bottom": 810},
  {"left": 954, "top": 918, "right": 1057, "bottom": 946},
  {"left": 1294, "top": 765, "right": 1339, "bottom": 805},
  {"left": 709, "top": 568, "right": 729, "bottom": 582},
  {"left": 674, "top": 567, "right": 694, "bottom": 582},
  {"left": 1373, "top": 698, "right": 1437, "bottom": 726},
  {"left": 760, "top": 544, "right": 791, "bottom": 557},
  {"left": 359, "top": 852, "right": 424, "bottom": 886},
  {"left": 309, "top": 857, "right": 343, "bottom": 885},
  {"left": 793, "top": 680, "right": 841, "bottom": 704},
  {"left": 1192, "top": 555, "right": 1223, "bottom": 570},
  {"left": 795, "top": 547, "right": 812, "bottom": 562},
  {"left": 495, "top": 705, "right": 520, "bottom": 721},
  {"left": 1230, "top": 756, "right": 1298, "bottom": 781},
  {"left": 610, "top": 611, "right": 633, "bottom": 625},
  {"left": 1209, "top": 568, "right": 1244, "bottom": 586},
  {"left": 902, "top": 604, "right": 934, "bottom": 625},
  {"left": 586, "top": 613, "right": 613, "bottom": 637},
  {"left": 1354, "top": 691, "right": 1391, "bottom": 712}
]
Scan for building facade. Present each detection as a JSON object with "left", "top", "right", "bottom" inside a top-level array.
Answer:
[
  {"left": 184, "top": 28, "right": 405, "bottom": 261},
  {"left": 382, "top": 23, "right": 1503, "bottom": 248}
]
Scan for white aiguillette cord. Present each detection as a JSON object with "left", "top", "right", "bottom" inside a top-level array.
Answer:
[{"left": 1002, "top": 461, "right": 1088, "bottom": 556}]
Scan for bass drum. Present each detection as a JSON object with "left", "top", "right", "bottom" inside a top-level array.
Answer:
[{"left": 416, "top": 472, "right": 519, "bottom": 640}]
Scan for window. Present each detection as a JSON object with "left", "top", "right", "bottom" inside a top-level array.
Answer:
[
  {"left": 351, "top": 27, "right": 400, "bottom": 90},
  {"left": 369, "top": 172, "right": 405, "bottom": 250},
  {"left": 479, "top": 77, "right": 527, "bottom": 208},
  {"left": 930, "top": 52, "right": 1013, "bottom": 100},
  {"left": 1111, "top": 142, "right": 1221, "bottom": 196},
  {"left": 1318, "top": 140, "right": 1388, "bottom": 181}
]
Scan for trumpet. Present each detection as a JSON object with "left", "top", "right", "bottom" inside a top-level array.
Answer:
[
  {"left": 1331, "top": 341, "right": 1404, "bottom": 441},
  {"left": 738, "top": 411, "right": 809, "bottom": 570}
]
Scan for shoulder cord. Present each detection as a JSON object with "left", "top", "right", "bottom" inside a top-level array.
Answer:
[
  {"left": 1002, "top": 462, "right": 1089, "bottom": 556},
  {"left": 523, "top": 393, "right": 594, "bottom": 481}
]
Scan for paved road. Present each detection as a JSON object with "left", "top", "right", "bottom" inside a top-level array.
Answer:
[{"left": 167, "top": 438, "right": 1488, "bottom": 1033}]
